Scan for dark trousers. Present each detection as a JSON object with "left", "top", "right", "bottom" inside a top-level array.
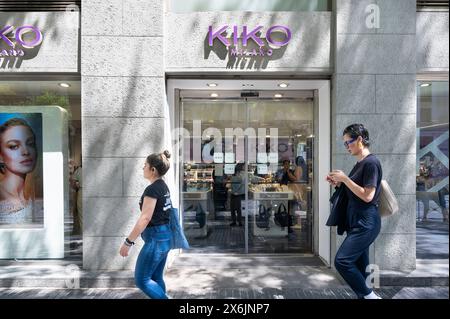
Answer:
[
  {"left": 335, "top": 203, "right": 381, "bottom": 298},
  {"left": 230, "top": 194, "right": 244, "bottom": 224}
]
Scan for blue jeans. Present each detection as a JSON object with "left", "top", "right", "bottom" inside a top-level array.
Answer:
[
  {"left": 335, "top": 202, "right": 381, "bottom": 299},
  {"left": 135, "top": 224, "right": 171, "bottom": 299}
]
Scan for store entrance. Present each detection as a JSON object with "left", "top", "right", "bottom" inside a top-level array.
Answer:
[{"left": 179, "top": 89, "right": 315, "bottom": 254}]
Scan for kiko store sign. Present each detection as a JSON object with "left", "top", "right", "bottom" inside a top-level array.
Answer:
[
  {"left": 208, "top": 25, "right": 292, "bottom": 57},
  {"left": 0, "top": 25, "right": 43, "bottom": 57}
]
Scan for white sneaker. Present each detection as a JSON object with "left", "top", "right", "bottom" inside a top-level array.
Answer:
[{"left": 364, "top": 291, "right": 382, "bottom": 299}]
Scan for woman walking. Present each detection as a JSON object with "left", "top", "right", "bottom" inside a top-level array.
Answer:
[
  {"left": 119, "top": 150, "right": 173, "bottom": 299},
  {"left": 327, "top": 124, "right": 383, "bottom": 299}
]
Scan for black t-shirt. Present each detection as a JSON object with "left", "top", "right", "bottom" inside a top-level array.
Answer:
[
  {"left": 139, "top": 179, "right": 172, "bottom": 227},
  {"left": 345, "top": 154, "right": 383, "bottom": 207}
]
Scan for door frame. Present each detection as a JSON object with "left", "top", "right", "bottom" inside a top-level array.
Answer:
[{"left": 166, "top": 79, "right": 331, "bottom": 265}]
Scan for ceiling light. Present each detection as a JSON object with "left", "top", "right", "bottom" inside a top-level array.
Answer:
[
  {"left": 420, "top": 83, "right": 431, "bottom": 87},
  {"left": 278, "top": 83, "right": 289, "bottom": 88},
  {"left": 274, "top": 93, "right": 283, "bottom": 98},
  {"left": 59, "top": 83, "right": 70, "bottom": 88},
  {"left": 207, "top": 83, "right": 218, "bottom": 87},
  {"left": 210, "top": 93, "right": 219, "bottom": 98}
]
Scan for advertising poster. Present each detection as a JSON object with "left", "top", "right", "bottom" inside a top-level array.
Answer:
[{"left": 0, "top": 113, "right": 43, "bottom": 228}]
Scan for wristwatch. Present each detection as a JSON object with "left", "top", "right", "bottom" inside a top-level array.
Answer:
[{"left": 124, "top": 238, "right": 135, "bottom": 247}]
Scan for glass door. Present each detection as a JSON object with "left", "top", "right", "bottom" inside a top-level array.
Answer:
[{"left": 180, "top": 90, "right": 314, "bottom": 254}]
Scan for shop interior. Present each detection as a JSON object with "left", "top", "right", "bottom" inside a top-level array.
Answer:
[
  {"left": 0, "top": 79, "right": 82, "bottom": 260},
  {"left": 180, "top": 90, "right": 315, "bottom": 253}
]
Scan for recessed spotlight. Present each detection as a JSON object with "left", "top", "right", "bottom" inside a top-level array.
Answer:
[
  {"left": 274, "top": 93, "right": 283, "bottom": 98},
  {"left": 278, "top": 83, "right": 289, "bottom": 88},
  {"left": 210, "top": 93, "right": 219, "bottom": 98},
  {"left": 420, "top": 83, "right": 431, "bottom": 87},
  {"left": 59, "top": 83, "right": 71, "bottom": 88},
  {"left": 207, "top": 83, "right": 218, "bottom": 87}
]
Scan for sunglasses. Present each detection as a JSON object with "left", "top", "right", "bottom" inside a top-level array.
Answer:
[{"left": 344, "top": 137, "right": 357, "bottom": 148}]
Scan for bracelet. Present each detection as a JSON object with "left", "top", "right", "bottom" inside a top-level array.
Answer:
[{"left": 124, "top": 238, "right": 135, "bottom": 246}]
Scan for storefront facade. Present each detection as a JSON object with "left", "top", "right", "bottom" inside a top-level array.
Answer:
[{"left": 1, "top": 1, "right": 448, "bottom": 273}]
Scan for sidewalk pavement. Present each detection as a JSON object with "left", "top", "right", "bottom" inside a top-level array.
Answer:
[{"left": 0, "top": 254, "right": 448, "bottom": 299}]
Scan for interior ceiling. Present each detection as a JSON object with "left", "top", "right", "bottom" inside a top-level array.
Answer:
[
  {"left": 0, "top": 81, "right": 80, "bottom": 96},
  {"left": 418, "top": 81, "right": 449, "bottom": 97}
]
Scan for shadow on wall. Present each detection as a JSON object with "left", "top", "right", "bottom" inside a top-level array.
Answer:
[
  {"left": 0, "top": 12, "right": 71, "bottom": 69},
  {"left": 203, "top": 30, "right": 288, "bottom": 70},
  {"left": 0, "top": 42, "right": 43, "bottom": 69}
]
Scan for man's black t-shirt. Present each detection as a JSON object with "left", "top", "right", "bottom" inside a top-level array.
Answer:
[
  {"left": 139, "top": 179, "right": 172, "bottom": 227},
  {"left": 345, "top": 154, "right": 383, "bottom": 207}
]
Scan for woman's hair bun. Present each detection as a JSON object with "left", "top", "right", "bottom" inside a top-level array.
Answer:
[{"left": 162, "top": 150, "right": 171, "bottom": 159}]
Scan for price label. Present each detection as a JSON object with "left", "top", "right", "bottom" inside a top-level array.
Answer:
[
  {"left": 224, "top": 164, "right": 235, "bottom": 174},
  {"left": 225, "top": 153, "right": 235, "bottom": 163},
  {"left": 268, "top": 152, "right": 278, "bottom": 164},
  {"left": 257, "top": 153, "right": 268, "bottom": 163},
  {"left": 214, "top": 152, "right": 224, "bottom": 163}
]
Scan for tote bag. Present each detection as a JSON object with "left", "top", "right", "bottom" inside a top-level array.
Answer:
[
  {"left": 169, "top": 207, "right": 190, "bottom": 250},
  {"left": 378, "top": 180, "right": 399, "bottom": 217}
]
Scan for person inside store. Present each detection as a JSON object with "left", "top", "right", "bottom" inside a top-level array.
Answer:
[
  {"left": 70, "top": 161, "right": 82, "bottom": 234},
  {"left": 119, "top": 150, "right": 173, "bottom": 299},
  {"left": 326, "top": 123, "right": 383, "bottom": 299},
  {"left": 229, "top": 162, "right": 245, "bottom": 226},
  {"left": 294, "top": 156, "right": 308, "bottom": 183},
  {"left": 276, "top": 159, "right": 297, "bottom": 185},
  {"left": 0, "top": 118, "right": 38, "bottom": 225}
]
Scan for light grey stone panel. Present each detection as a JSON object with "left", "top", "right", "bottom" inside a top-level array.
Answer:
[
  {"left": 380, "top": 195, "right": 416, "bottom": 234},
  {"left": 332, "top": 154, "right": 357, "bottom": 174},
  {"left": 83, "top": 158, "right": 123, "bottom": 196},
  {"left": 416, "top": 12, "right": 449, "bottom": 71},
  {"left": 83, "top": 236, "right": 143, "bottom": 270},
  {"left": 165, "top": 12, "right": 331, "bottom": 71},
  {"left": 82, "top": 117, "right": 165, "bottom": 157},
  {"left": 332, "top": 154, "right": 416, "bottom": 195},
  {"left": 0, "top": 12, "right": 79, "bottom": 73},
  {"left": 123, "top": 0, "right": 163, "bottom": 36},
  {"left": 335, "top": 74, "right": 375, "bottom": 113},
  {"left": 377, "top": 0, "right": 416, "bottom": 34},
  {"left": 375, "top": 234, "right": 416, "bottom": 271},
  {"left": 121, "top": 77, "right": 165, "bottom": 117},
  {"left": 82, "top": 37, "right": 163, "bottom": 76},
  {"left": 377, "top": 155, "right": 416, "bottom": 195},
  {"left": 337, "top": 34, "right": 416, "bottom": 74},
  {"left": 376, "top": 75, "right": 416, "bottom": 114},
  {"left": 81, "top": 0, "right": 122, "bottom": 36},
  {"left": 122, "top": 158, "right": 150, "bottom": 197},
  {"left": 81, "top": 36, "right": 122, "bottom": 76},
  {"left": 336, "top": 0, "right": 376, "bottom": 34},
  {"left": 82, "top": 77, "right": 123, "bottom": 117},
  {"left": 335, "top": 114, "right": 416, "bottom": 154},
  {"left": 119, "top": 37, "right": 164, "bottom": 77},
  {"left": 84, "top": 197, "right": 140, "bottom": 236}
]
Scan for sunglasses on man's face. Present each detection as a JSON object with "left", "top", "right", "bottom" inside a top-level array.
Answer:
[{"left": 344, "top": 137, "right": 357, "bottom": 148}]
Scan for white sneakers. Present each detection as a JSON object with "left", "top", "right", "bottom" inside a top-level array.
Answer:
[{"left": 364, "top": 291, "right": 382, "bottom": 299}]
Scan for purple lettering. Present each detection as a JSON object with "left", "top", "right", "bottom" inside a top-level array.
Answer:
[
  {"left": 242, "top": 26, "right": 263, "bottom": 47},
  {"left": 208, "top": 25, "right": 229, "bottom": 47},
  {"left": 266, "top": 25, "right": 291, "bottom": 47},
  {"left": 0, "top": 25, "right": 14, "bottom": 47},
  {"left": 15, "top": 25, "right": 43, "bottom": 48},
  {"left": 233, "top": 25, "right": 238, "bottom": 46}
]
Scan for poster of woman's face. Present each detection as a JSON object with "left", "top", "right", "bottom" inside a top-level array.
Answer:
[{"left": 0, "top": 113, "right": 43, "bottom": 227}]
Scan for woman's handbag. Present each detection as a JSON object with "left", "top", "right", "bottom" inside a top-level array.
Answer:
[
  {"left": 378, "top": 180, "right": 399, "bottom": 217},
  {"left": 256, "top": 204, "right": 270, "bottom": 229},
  {"left": 169, "top": 207, "right": 190, "bottom": 250},
  {"left": 274, "top": 203, "right": 289, "bottom": 227}
]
